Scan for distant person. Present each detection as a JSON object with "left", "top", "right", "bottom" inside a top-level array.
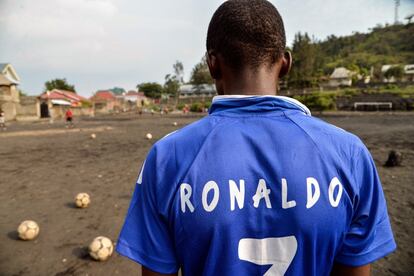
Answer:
[
  {"left": 0, "top": 109, "right": 6, "bottom": 130},
  {"left": 65, "top": 108, "right": 74, "bottom": 128},
  {"left": 182, "top": 104, "right": 189, "bottom": 114},
  {"left": 117, "top": 1, "right": 396, "bottom": 275}
]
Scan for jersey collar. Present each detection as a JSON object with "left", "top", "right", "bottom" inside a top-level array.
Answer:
[{"left": 209, "top": 95, "right": 311, "bottom": 116}]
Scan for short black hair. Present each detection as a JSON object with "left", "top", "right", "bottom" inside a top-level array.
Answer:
[{"left": 207, "top": 0, "right": 286, "bottom": 72}]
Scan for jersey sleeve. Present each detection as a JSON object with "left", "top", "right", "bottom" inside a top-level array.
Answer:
[
  {"left": 116, "top": 147, "right": 179, "bottom": 274},
  {"left": 335, "top": 144, "right": 396, "bottom": 266}
]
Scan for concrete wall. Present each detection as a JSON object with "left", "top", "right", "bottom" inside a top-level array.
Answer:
[
  {"left": 0, "top": 84, "right": 20, "bottom": 120},
  {"left": 50, "top": 105, "right": 92, "bottom": 119},
  {"left": 16, "top": 96, "right": 40, "bottom": 120},
  {"left": 0, "top": 101, "right": 17, "bottom": 121}
]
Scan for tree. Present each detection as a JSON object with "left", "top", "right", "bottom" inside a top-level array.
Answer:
[
  {"left": 137, "top": 82, "right": 163, "bottom": 99},
  {"left": 18, "top": 89, "right": 27, "bottom": 97},
  {"left": 173, "top": 61, "right": 184, "bottom": 84},
  {"left": 164, "top": 74, "right": 180, "bottom": 98},
  {"left": 288, "top": 33, "right": 319, "bottom": 88},
  {"left": 163, "top": 61, "right": 185, "bottom": 108},
  {"left": 190, "top": 56, "right": 214, "bottom": 85},
  {"left": 44, "top": 78, "right": 76, "bottom": 92},
  {"left": 384, "top": 65, "right": 404, "bottom": 81},
  {"left": 109, "top": 87, "right": 126, "bottom": 95}
]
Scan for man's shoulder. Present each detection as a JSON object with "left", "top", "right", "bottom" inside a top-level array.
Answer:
[
  {"left": 151, "top": 116, "right": 219, "bottom": 156},
  {"left": 286, "top": 112, "right": 366, "bottom": 156}
]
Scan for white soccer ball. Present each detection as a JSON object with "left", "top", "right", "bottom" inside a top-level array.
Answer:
[
  {"left": 17, "top": 220, "right": 40, "bottom": 241},
  {"left": 75, "top": 193, "right": 90, "bottom": 208},
  {"left": 88, "top": 236, "right": 114, "bottom": 261},
  {"left": 173, "top": 122, "right": 178, "bottom": 126},
  {"left": 91, "top": 133, "right": 96, "bottom": 139},
  {"left": 146, "top": 133, "right": 152, "bottom": 140}
]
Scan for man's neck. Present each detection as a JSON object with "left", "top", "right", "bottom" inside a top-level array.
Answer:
[{"left": 220, "top": 65, "right": 279, "bottom": 96}]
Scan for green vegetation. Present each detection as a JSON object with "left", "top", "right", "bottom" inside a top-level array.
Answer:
[
  {"left": 44, "top": 78, "right": 76, "bottom": 92},
  {"left": 288, "top": 23, "right": 414, "bottom": 88},
  {"left": 163, "top": 61, "right": 184, "bottom": 100},
  {"left": 290, "top": 85, "right": 414, "bottom": 111},
  {"left": 293, "top": 93, "right": 337, "bottom": 111},
  {"left": 384, "top": 65, "right": 404, "bottom": 81},
  {"left": 109, "top": 87, "right": 126, "bottom": 95},
  {"left": 177, "top": 102, "right": 186, "bottom": 110},
  {"left": 81, "top": 100, "right": 92, "bottom": 108},
  {"left": 164, "top": 75, "right": 180, "bottom": 97},
  {"left": 135, "top": 61, "right": 184, "bottom": 100},
  {"left": 190, "top": 56, "right": 214, "bottom": 86},
  {"left": 18, "top": 89, "right": 27, "bottom": 97},
  {"left": 190, "top": 102, "right": 204, "bottom": 112},
  {"left": 377, "top": 85, "right": 414, "bottom": 97},
  {"left": 137, "top": 82, "right": 163, "bottom": 99}
]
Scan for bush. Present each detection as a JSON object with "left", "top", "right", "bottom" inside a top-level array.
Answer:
[
  {"left": 190, "top": 102, "right": 204, "bottom": 112},
  {"left": 385, "top": 84, "right": 398, "bottom": 90},
  {"left": 294, "top": 93, "right": 336, "bottom": 111},
  {"left": 343, "top": 89, "right": 359, "bottom": 97},
  {"left": 177, "top": 103, "right": 185, "bottom": 111}
]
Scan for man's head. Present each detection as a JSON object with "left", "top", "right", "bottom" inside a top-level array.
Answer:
[{"left": 206, "top": 0, "right": 291, "bottom": 94}]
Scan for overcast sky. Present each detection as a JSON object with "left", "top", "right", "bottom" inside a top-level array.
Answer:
[{"left": 1, "top": 0, "right": 413, "bottom": 96}]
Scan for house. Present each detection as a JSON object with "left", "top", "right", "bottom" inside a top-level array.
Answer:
[
  {"left": 381, "top": 65, "right": 397, "bottom": 83},
  {"left": 179, "top": 84, "right": 216, "bottom": 98},
  {"left": 328, "top": 67, "right": 355, "bottom": 87},
  {"left": 403, "top": 64, "right": 414, "bottom": 82},
  {"left": 39, "top": 89, "right": 89, "bottom": 118},
  {"left": 124, "top": 91, "right": 149, "bottom": 107},
  {"left": 381, "top": 64, "right": 414, "bottom": 83},
  {"left": 90, "top": 90, "right": 118, "bottom": 113},
  {"left": 0, "top": 63, "right": 21, "bottom": 120}
]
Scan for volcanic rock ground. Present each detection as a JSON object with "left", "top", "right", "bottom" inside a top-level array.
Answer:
[{"left": 0, "top": 112, "right": 413, "bottom": 275}]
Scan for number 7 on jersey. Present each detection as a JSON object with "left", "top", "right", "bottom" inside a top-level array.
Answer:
[{"left": 238, "top": 236, "right": 297, "bottom": 276}]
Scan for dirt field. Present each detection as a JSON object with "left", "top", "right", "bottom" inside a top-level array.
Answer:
[{"left": 0, "top": 112, "right": 413, "bottom": 276}]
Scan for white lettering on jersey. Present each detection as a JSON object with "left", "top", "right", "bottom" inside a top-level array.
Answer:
[
  {"left": 202, "top": 181, "right": 220, "bottom": 212},
  {"left": 253, "top": 179, "right": 272, "bottom": 209},
  {"left": 328, "top": 177, "right": 343, "bottom": 207},
  {"left": 306, "top": 177, "right": 320, "bottom": 209},
  {"left": 281, "top": 178, "right": 296, "bottom": 209},
  {"left": 238, "top": 236, "right": 297, "bottom": 276},
  {"left": 229, "top": 179, "right": 245, "bottom": 211},
  {"left": 180, "top": 183, "right": 194, "bottom": 213},
  {"left": 179, "top": 177, "right": 343, "bottom": 213}
]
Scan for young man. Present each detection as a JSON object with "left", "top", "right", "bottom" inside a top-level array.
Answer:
[
  {"left": 65, "top": 108, "right": 74, "bottom": 128},
  {"left": 117, "top": 1, "right": 396, "bottom": 275}
]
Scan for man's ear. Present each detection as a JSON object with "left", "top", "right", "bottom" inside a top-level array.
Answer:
[
  {"left": 206, "top": 51, "right": 221, "bottom": 80},
  {"left": 279, "top": 51, "right": 292, "bottom": 79}
]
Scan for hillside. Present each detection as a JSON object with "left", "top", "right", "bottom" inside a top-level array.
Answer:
[
  {"left": 320, "top": 23, "right": 414, "bottom": 71},
  {"left": 288, "top": 23, "right": 414, "bottom": 86}
]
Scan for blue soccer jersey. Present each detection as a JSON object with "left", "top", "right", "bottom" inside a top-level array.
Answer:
[{"left": 117, "top": 96, "right": 396, "bottom": 275}]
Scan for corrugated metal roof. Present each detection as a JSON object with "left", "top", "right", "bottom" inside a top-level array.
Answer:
[
  {"left": 40, "top": 89, "right": 89, "bottom": 104},
  {"left": 91, "top": 90, "right": 116, "bottom": 101},
  {"left": 179, "top": 84, "right": 216, "bottom": 94},
  {"left": 51, "top": 99, "right": 71, "bottom": 106}
]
